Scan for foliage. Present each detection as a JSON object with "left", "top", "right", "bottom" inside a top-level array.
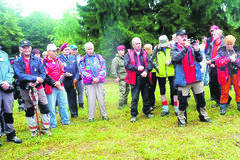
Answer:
[
  {"left": 0, "top": 0, "right": 23, "bottom": 56},
  {"left": 18, "top": 12, "right": 55, "bottom": 52},
  {"left": 1, "top": 80, "right": 240, "bottom": 159}
]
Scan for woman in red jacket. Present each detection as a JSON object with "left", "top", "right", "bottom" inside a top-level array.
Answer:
[{"left": 215, "top": 35, "right": 240, "bottom": 115}]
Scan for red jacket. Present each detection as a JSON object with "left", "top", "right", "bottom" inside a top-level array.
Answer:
[{"left": 125, "top": 49, "right": 152, "bottom": 85}]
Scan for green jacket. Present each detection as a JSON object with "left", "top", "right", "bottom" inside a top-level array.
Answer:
[
  {"left": 111, "top": 54, "right": 126, "bottom": 80},
  {"left": 152, "top": 46, "right": 174, "bottom": 77}
]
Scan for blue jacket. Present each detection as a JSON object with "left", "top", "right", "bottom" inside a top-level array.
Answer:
[
  {"left": 58, "top": 54, "right": 79, "bottom": 88},
  {"left": 171, "top": 43, "right": 202, "bottom": 87},
  {"left": 0, "top": 48, "right": 14, "bottom": 85},
  {"left": 13, "top": 55, "right": 46, "bottom": 89}
]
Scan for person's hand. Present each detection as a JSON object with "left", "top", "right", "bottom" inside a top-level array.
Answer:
[
  {"left": 73, "top": 79, "right": 78, "bottom": 83},
  {"left": 230, "top": 54, "right": 236, "bottom": 62},
  {"left": 138, "top": 66, "right": 144, "bottom": 71},
  {"left": 54, "top": 81, "right": 62, "bottom": 90},
  {"left": 65, "top": 72, "right": 72, "bottom": 77},
  {"left": 206, "top": 60, "right": 212, "bottom": 65},
  {"left": 1, "top": 81, "right": 10, "bottom": 90},
  {"left": 115, "top": 78, "right": 120, "bottom": 83},
  {"left": 141, "top": 71, "right": 147, "bottom": 77},
  {"left": 185, "top": 41, "right": 190, "bottom": 48},
  {"left": 36, "top": 77, "right": 43, "bottom": 83},
  {"left": 166, "top": 60, "right": 171, "bottom": 66},
  {"left": 210, "top": 64, "right": 215, "bottom": 68},
  {"left": 92, "top": 78, "right": 99, "bottom": 84},
  {"left": 29, "top": 82, "right": 37, "bottom": 87}
]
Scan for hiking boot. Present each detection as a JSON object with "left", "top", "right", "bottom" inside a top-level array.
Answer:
[
  {"left": 161, "top": 112, "right": 169, "bottom": 117},
  {"left": 102, "top": 116, "right": 109, "bottom": 121},
  {"left": 7, "top": 136, "right": 22, "bottom": 144},
  {"left": 200, "top": 118, "right": 213, "bottom": 123},
  {"left": 31, "top": 131, "right": 38, "bottom": 137},
  {"left": 41, "top": 129, "right": 52, "bottom": 136},
  {"left": 227, "top": 104, "right": 232, "bottom": 109},
  {"left": 145, "top": 114, "right": 154, "bottom": 118},
  {"left": 79, "top": 103, "right": 84, "bottom": 109},
  {"left": 130, "top": 116, "right": 137, "bottom": 123},
  {"left": 89, "top": 118, "right": 94, "bottom": 122},
  {"left": 220, "top": 104, "right": 226, "bottom": 115}
]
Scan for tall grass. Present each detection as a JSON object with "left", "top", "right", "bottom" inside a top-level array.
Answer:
[{"left": 1, "top": 80, "right": 240, "bottom": 159}]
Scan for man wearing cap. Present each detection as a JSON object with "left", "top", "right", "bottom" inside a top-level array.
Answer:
[
  {"left": 70, "top": 44, "right": 84, "bottom": 109},
  {"left": 79, "top": 42, "right": 109, "bottom": 122},
  {"left": 111, "top": 45, "right": 130, "bottom": 109},
  {"left": 171, "top": 29, "right": 212, "bottom": 127},
  {"left": 58, "top": 43, "right": 79, "bottom": 118},
  {"left": 124, "top": 37, "right": 154, "bottom": 122},
  {"left": 13, "top": 40, "right": 51, "bottom": 137},
  {"left": 152, "top": 35, "right": 178, "bottom": 116},
  {"left": 0, "top": 45, "right": 22, "bottom": 146},
  {"left": 43, "top": 44, "right": 71, "bottom": 128}
]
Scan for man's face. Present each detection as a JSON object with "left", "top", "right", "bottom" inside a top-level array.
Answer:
[
  {"left": 21, "top": 45, "right": 31, "bottom": 56},
  {"left": 86, "top": 46, "right": 94, "bottom": 56},
  {"left": 62, "top": 48, "right": 70, "bottom": 55},
  {"left": 213, "top": 31, "right": 221, "bottom": 41},
  {"left": 71, "top": 49, "right": 78, "bottom": 56},
  {"left": 177, "top": 34, "right": 188, "bottom": 45},
  {"left": 48, "top": 50, "right": 57, "bottom": 59},
  {"left": 132, "top": 39, "right": 142, "bottom": 52},
  {"left": 117, "top": 49, "right": 125, "bottom": 57}
]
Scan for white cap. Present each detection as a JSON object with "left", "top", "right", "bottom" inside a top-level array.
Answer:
[
  {"left": 159, "top": 35, "right": 169, "bottom": 47},
  {"left": 47, "top": 44, "right": 57, "bottom": 51}
]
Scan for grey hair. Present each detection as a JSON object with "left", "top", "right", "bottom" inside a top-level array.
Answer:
[
  {"left": 85, "top": 42, "right": 94, "bottom": 50},
  {"left": 214, "top": 29, "right": 223, "bottom": 37},
  {"left": 132, "top": 37, "right": 141, "bottom": 45}
]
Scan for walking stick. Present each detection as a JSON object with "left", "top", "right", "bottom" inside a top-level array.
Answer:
[{"left": 29, "top": 87, "right": 41, "bottom": 137}]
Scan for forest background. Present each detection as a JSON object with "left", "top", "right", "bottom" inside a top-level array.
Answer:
[{"left": 1, "top": 0, "right": 240, "bottom": 73}]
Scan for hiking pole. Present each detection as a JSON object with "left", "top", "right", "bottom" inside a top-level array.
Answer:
[{"left": 29, "top": 87, "right": 41, "bottom": 138}]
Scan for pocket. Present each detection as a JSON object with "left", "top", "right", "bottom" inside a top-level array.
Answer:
[{"left": 217, "top": 67, "right": 229, "bottom": 85}]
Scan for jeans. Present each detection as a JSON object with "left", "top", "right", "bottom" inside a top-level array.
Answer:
[{"left": 47, "top": 87, "right": 70, "bottom": 128}]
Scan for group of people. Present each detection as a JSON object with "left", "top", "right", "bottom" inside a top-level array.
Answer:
[{"left": 0, "top": 24, "right": 240, "bottom": 147}]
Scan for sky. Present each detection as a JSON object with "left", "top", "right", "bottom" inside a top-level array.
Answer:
[{"left": 7, "top": 0, "right": 88, "bottom": 19}]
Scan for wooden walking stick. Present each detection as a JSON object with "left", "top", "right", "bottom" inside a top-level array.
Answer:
[{"left": 29, "top": 87, "right": 41, "bottom": 137}]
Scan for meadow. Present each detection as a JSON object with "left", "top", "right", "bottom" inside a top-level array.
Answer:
[{"left": 1, "top": 79, "right": 240, "bottom": 160}]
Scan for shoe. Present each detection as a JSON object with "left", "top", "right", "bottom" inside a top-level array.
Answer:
[
  {"left": 200, "top": 118, "right": 213, "bottom": 123},
  {"left": 119, "top": 106, "right": 123, "bottom": 109},
  {"left": 41, "top": 129, "right": 52, "bottom": 136},
  {"left": 209, "top": 97, "right": 214, "bottom": 101},
  {"left": 145, "top": 114, "right": 154, "bottom": 118},
  {"left": 71, "top": 115, "right": 78, "bottom": 118},
  {"left": 178, "top": 123, "right": 186, "bottom": 127},
  {"left": 220, "top": 110, "right": 226, "bottom": 115},
  {"left": 31, "top": 131, "right": 38, "bottom": 137},
  {"left": 89, "top": 118, "right": 94, "bottom": 122},
  {"left": 79, "top": 103, "right": 84, "bottom": 109},
  {"left": 161, "top": 112, "right": 169, "bottom": 117},
  {"left": 211, "top": 104, "right": 219, "bottom": 108},
  {"left": 7, "top": 136, "right": 22, "bottom": 144},
  {"left": 130, "top": 116, "right": 137, "bottom": 122},
  {"left": 63, "top": 122, "right": 74, "bottom": 125},
  {"left": 102, "top": 116, "right": 109, "bottom": 121}
]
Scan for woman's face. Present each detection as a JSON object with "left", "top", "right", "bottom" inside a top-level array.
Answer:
[{"left": 226, "top": 42, "right": 234, "bottom": 50}]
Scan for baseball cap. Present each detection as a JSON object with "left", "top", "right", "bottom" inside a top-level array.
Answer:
[
  {"left": 176, "top": 29, "right": 187, "bottom": 36},
  {"left": 20, "top": 40, "right": 31, "bottom": 47},
  {"left": 47, "top": 44, "right": 58, "bottom": 51},
  {"left": 70, "top": 44, "right": 78, "bottom": 50},
  {"left": 159, "top": 35, "right": 169, "bottom": 47}
]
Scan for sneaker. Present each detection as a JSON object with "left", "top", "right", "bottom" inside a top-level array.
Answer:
[
  {"left": 7, "top": 136, "right": 22, "bottom": 144},
  {"left": 227, "top": 104, "right": 232, "bottom": 109},
  {"left": 89, "top": 118, "right": 94, "bottom": 122},
  {"left": 31, "top": 131, "right": 38, "bottom": 137},
  {"left": 145, "top": 114, "right": 154, "bottom": 118},
  {"left": 130, "top": 116, "right": 137, "bottom": 123},
  {"left": 102, "top": 116, "right": 109, "bottom": 121},
  {"left": 41, "top": 129, "right": 52, "bottom": 136},
  {"left": 220, "top": 110, "right": 226, "bottom": 115},
  {"left": 211, "top": 104, "right": 219, "bottom": 108}
]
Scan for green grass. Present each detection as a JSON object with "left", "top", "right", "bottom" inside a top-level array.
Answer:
[{"left": 1, "top": 79, "right": 240, "bottom": 159}]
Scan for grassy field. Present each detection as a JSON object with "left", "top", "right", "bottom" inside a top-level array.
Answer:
[{"left": 1, "top": 79, "right": 240, "bottom": 159}]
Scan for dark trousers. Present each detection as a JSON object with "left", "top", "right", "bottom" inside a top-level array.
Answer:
[
  {"left": 65, "top": 86, "right": 78, "bottom": 118},
  {"left": 130, "top": 76, "right": 151, "bottom": 117},
  {"left": 158, "top": 76, "right": 176, "bottom": 105},
  {"left": 209, "top": 67, "right": 221, "bottom": 104},
  {"left": 149, "top": 72, "right": 157, "bottom": 107}
]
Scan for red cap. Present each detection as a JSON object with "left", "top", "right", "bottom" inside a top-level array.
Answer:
[
  {"left": 117, "top": 45, "right": 125, "bottom": 50},
  {"left": 60, "top": 43, "right": 69, "bottom": 51},
  {"left": 210, "top": 25, "right": 219, "bottom": 31}
]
